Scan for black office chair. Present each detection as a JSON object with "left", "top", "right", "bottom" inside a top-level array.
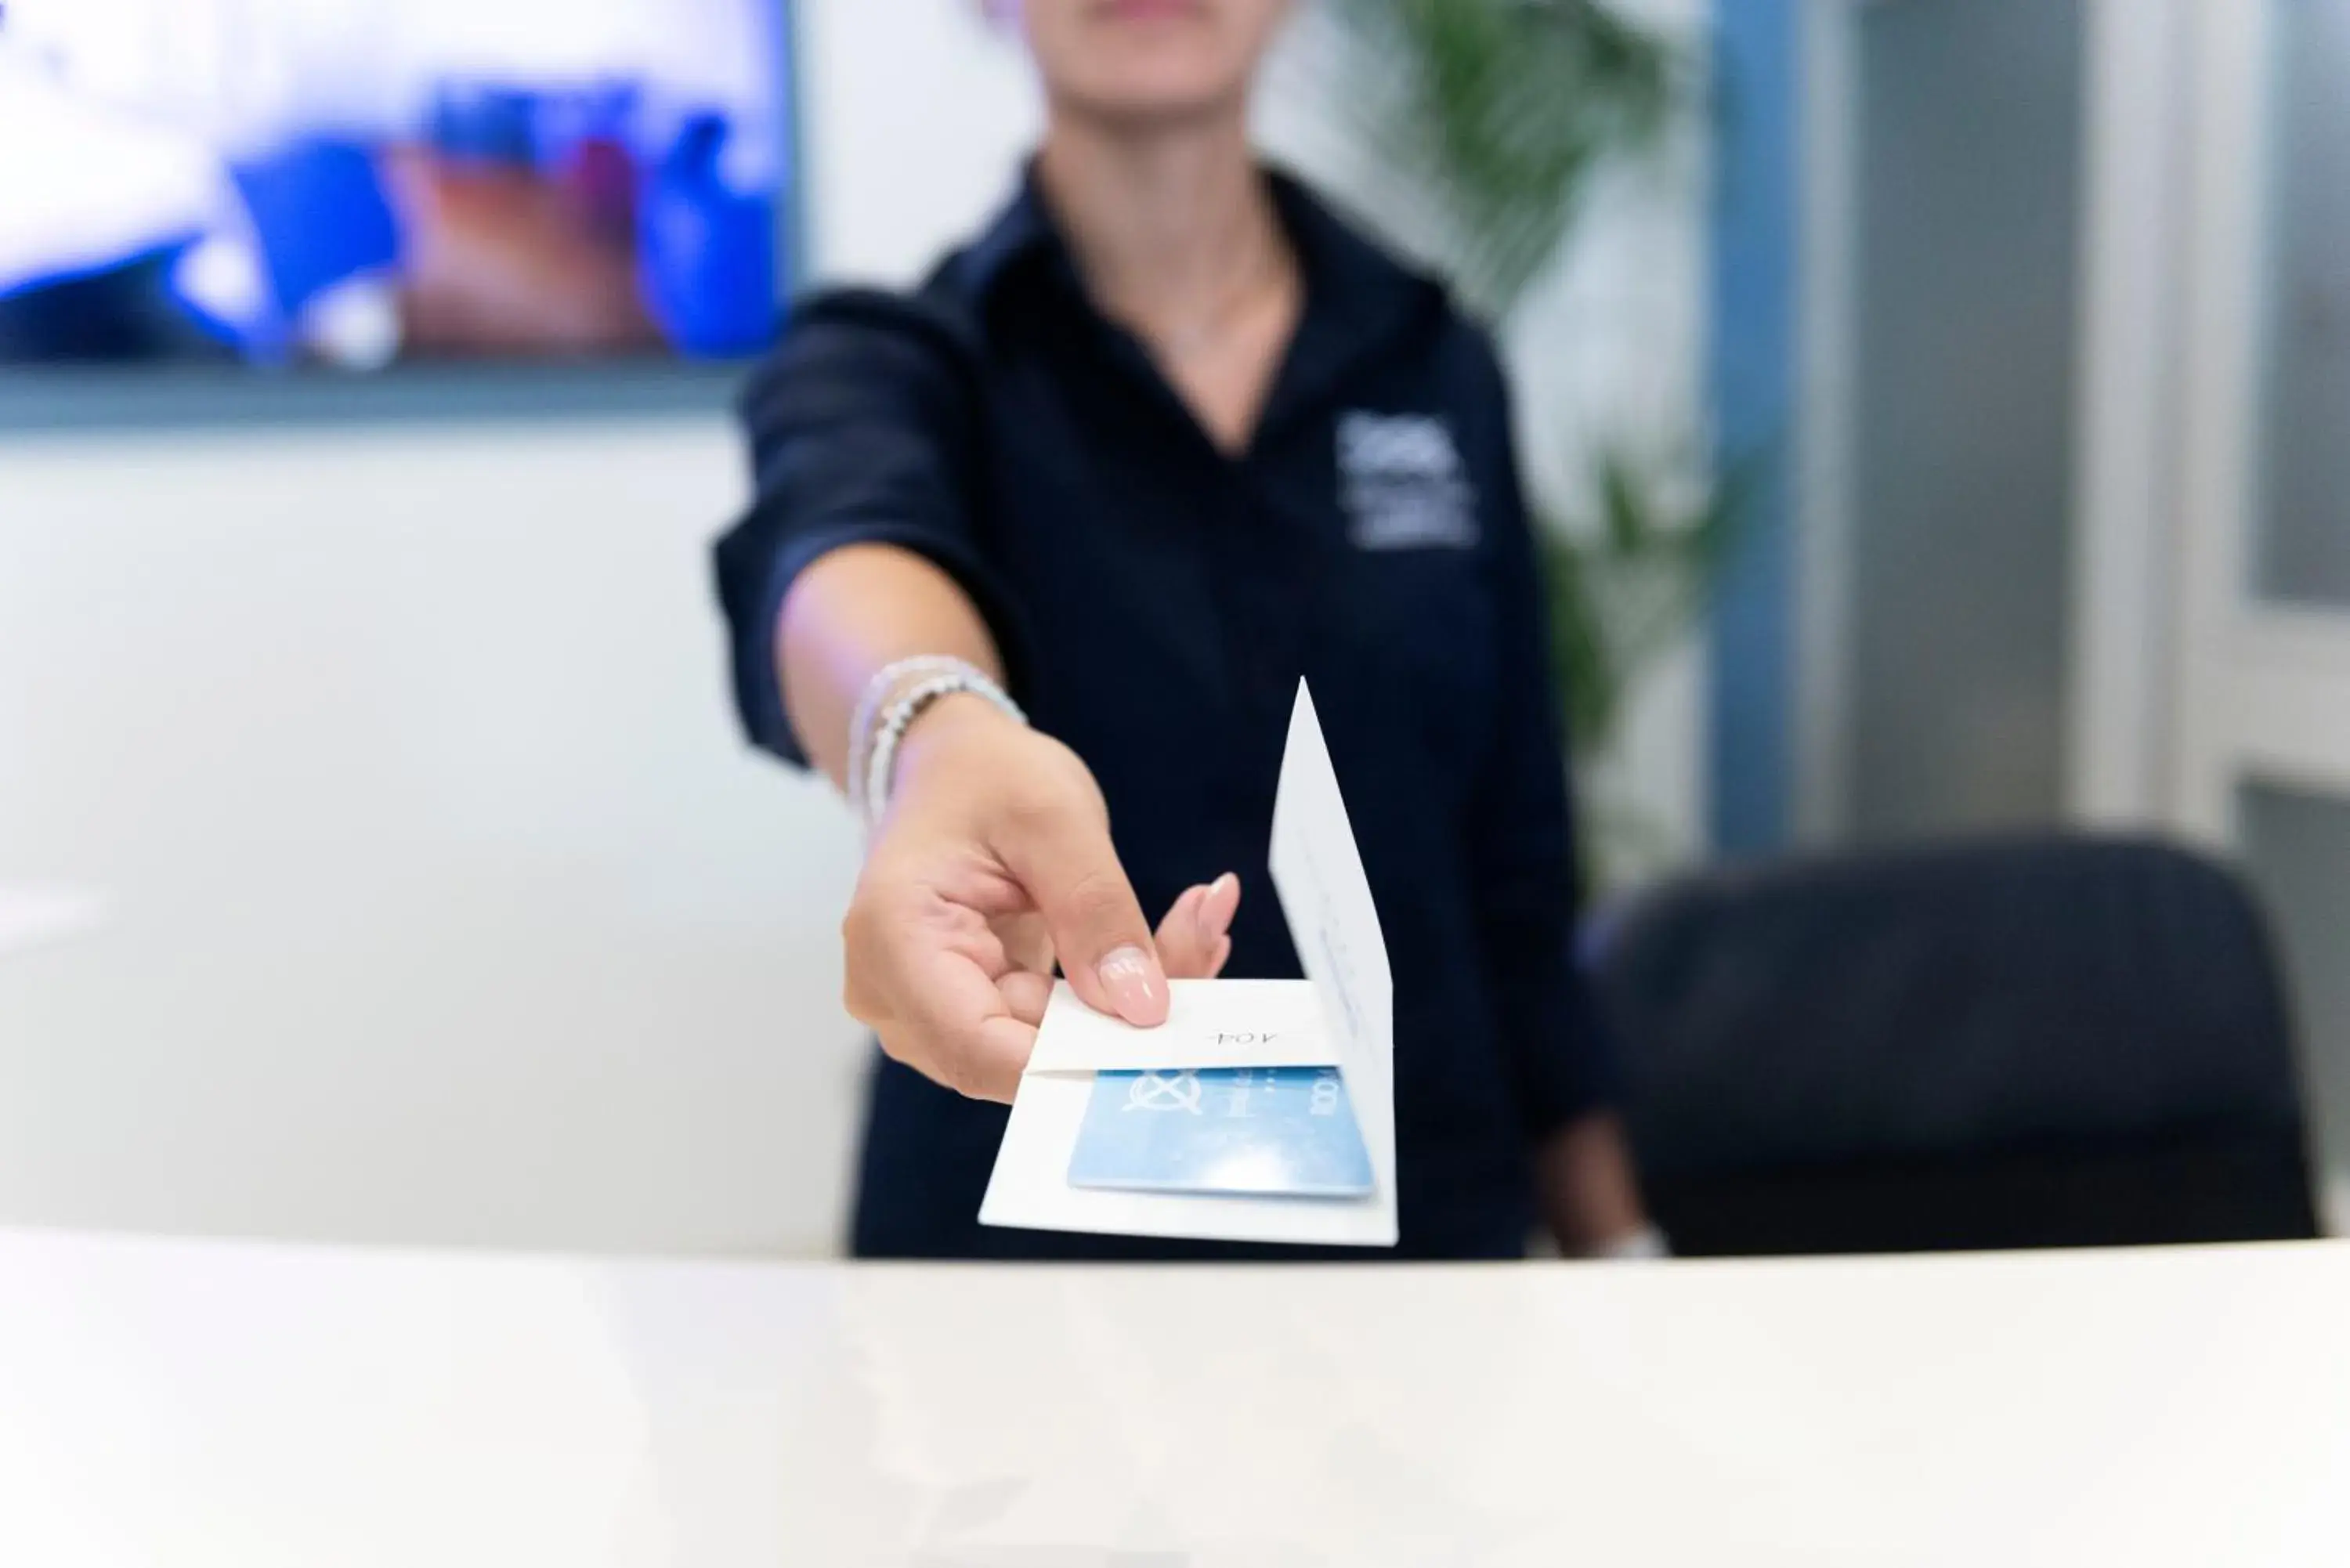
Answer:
[{"left": 1592, "top": 835, "right": 2320, "bottom": 1255}]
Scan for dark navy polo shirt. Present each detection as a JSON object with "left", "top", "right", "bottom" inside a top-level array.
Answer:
[{"left": 714, "top": 168, "right": 1616, "bottom": 1260}]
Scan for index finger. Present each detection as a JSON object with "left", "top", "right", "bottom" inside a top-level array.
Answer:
[{"left": 991, "top": 798, "right": 1167, "bottom": 1027}]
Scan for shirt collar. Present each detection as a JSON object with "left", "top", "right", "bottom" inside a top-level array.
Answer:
[
  {"left": 951, "top": 160, "right": 1441, "bottom": 349},
  {"left": 1256, "top": 167, "right": 1446, "bottom": 433}
]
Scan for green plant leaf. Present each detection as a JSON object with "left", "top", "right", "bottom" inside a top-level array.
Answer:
[
  {"left": 1326, "top": 0, "right": 1685, "bottom": 319},
  {"left": 1539, "top": 449, "right": 1753, "bottom": 754}
]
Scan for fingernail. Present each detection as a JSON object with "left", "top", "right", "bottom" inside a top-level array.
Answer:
[
  {"left": 1197, "top": 891, "right": 1227, "bottom": 941},
  {"left": 1096, "top": 945, "right": 1166, "bottom": 1026},
  {"left": 1199, "top": 873, "right": 1239, "bottom": 939}
]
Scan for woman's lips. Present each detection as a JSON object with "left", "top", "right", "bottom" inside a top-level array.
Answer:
[{"left": 1096, "top": 0, "right": 1209, "bottom": 22}]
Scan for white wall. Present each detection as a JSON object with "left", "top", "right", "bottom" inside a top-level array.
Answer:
[
  {"left": 794, "top": 0, "right": 1039, "bottom": 283},
  {"left": 0, "top": 0, "right": 1708, "bottom": 1259},
  {"left": 0, "top": 423, "right": 863, "bottom": 1256}
]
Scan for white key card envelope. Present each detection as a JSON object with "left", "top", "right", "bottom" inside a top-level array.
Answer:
[{"left": 979, "top": 682, "right": 1397, "bottom": 1247}]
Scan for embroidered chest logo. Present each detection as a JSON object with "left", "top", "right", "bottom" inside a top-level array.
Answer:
[{"left": 1336, "top": 411, "right": 1480, "bottom": 551}]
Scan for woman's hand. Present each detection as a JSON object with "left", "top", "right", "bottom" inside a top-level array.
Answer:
[{"left": 842, "top": 694, "right": 1240, "bottom": 1102}]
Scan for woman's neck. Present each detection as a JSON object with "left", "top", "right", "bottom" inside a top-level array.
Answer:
[{"left": 1033, "top": 115, "right": 1288, "bottom": 347}]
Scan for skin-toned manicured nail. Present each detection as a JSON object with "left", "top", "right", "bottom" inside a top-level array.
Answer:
[
  {"left": 1096, "top": 944, "right": 1166, "bottom": 1026},
  {"left": 1197, "top": 873, "right": 1240, "bottom": 942}
]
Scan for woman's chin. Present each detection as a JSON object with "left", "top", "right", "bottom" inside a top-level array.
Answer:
[{"left": 1051, "top": 71, "right": 1252, "bottom": 130}]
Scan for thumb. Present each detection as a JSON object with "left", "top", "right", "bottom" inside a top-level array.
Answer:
[{"left": 992, "top": 798, "right": 1168, "bottom": 1028}]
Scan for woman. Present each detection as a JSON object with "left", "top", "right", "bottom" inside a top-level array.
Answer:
[{"left": 716, "top": 0, "right": 1658, "bottom": 1259}]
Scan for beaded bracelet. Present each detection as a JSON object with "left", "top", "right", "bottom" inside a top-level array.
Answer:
[
  {"left": 845, "top": 656, "right": 971, "bottom": 820},
  {"left": 860, "top": 667, "right": 1025, "bottom": 831}
]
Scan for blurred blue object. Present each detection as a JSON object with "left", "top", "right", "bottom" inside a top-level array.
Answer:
[
  {"left": 2, "top": 0, "right": 792, "bottom": 370},
  {"left": 219, "top": 139, "right": 400, "bottom": 356},
  {"left": 638, "top": 113, "right": 778, "bottom": 358},
  {"left": 427, "top": 85, "right": 540, "bottom": 165},
  {"left": 531, "top": 83, "right": 641, "bottom": 168}
]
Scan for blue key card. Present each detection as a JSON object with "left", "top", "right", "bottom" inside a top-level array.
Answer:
[{"left": 1067, "top": 1066, "right": 1374, "bottom": 1198}]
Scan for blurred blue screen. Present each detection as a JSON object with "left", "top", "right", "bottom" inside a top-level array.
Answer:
[{"left": 0, "top": 0, "right": 791, "bottom": 367}]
